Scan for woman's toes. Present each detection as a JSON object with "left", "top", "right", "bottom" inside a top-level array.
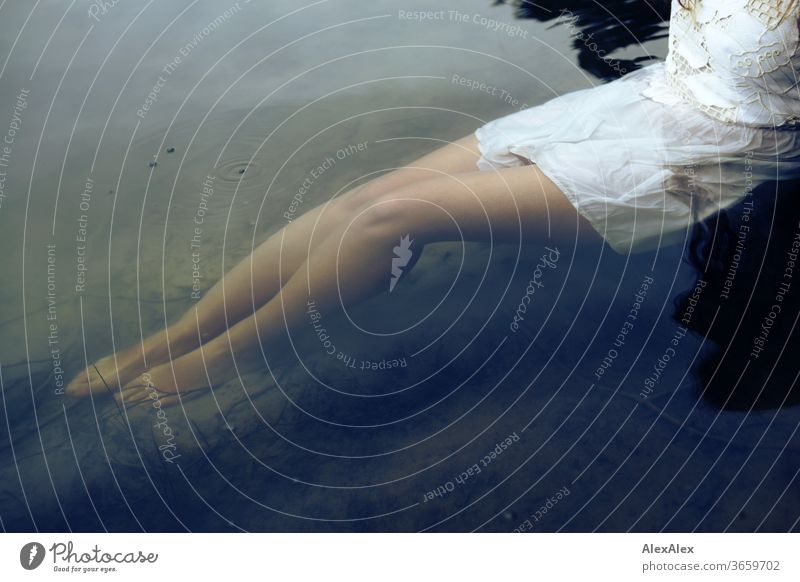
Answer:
[
  {"left": 157, "top": 393, "right": 182, "bottom": 407},
  {"left": 115, "top": 383, "right": 151, "bottom": 407},
  {"left": 115, "top": 370, "right": 175, "bottom": 407},
  {"left": 65, "top": 366, "right": 108, "bottom": 397},
  {"left": 64, "top": 371, "right": 90, "bottom": 397}
]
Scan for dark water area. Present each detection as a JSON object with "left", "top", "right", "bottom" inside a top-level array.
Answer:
[
  {"left": 498, "top": 0, "right": 670, "bottom": 79},
  {"left": 0, "top": 0, "right": 798, "bottom": 533}
]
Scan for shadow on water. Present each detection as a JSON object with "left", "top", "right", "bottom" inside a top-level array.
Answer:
[{"left": 676, "top": 179, "right": 800, "bottom": 411}]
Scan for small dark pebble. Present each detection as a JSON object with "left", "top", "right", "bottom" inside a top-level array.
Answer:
[
  {"left": 107, "top": 189, "right": 114, "bottom": 195},
  {"left": 238, "top": 167, "right": 246, "bottom": 174},
  {"left": 149, "top": 161, "right": 158, "bottom": 168},
  {"left": 166, "top": 147, "right": 175, "bottom": 153}
]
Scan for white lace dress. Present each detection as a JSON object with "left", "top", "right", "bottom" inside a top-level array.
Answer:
[{"left": 474, "top": 0, "right": 800, "bottom": 254}]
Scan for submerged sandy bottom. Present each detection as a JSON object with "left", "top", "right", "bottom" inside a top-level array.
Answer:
[{"left": 3, "top": 132, "right": 798, "bottom": 529}]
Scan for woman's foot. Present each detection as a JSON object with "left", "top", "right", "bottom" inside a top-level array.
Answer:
[
  {"left": 65, "top": 330, "right": 180, "bottom": 397},
  {"left": 114, "top": 370, "right": 185, "bottom": 407},
  {"left": 115, "top": 342, "right": 235, "bottom": 407}
]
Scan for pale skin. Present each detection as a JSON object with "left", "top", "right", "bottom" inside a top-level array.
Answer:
[{"left": 65, "top": 133, "right": 604, "bottom": 406}]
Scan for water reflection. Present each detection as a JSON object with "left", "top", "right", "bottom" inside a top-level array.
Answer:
[
  {"left": 677, "top": 179, "right": 800, "bottom": 411},
  {"left": 497, "top": 0, "right": 669, "bottom": 79}
]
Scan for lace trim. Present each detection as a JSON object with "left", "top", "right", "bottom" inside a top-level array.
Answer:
[
  {"left": 664, "top": 0, "right": 800, "bottom": 126},
  {"left": 665, "top": 76, "right": 739, "bottom": 123},
  {"left": 746, "top": 0, "right": 800, "bottom": 29}
]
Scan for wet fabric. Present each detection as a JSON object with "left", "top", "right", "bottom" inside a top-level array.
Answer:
[{"left": 475, "top": 61, "right": 800, "bottom": 254}]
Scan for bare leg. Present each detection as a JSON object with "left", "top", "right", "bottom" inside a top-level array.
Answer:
[
  {"left": 66, "top": 135, "right": 485, "bottom": 396},
  {"left": 117, "top": 164, "right": 603, "bottom": 405}
]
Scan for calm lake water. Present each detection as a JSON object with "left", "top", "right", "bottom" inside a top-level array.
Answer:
[{"left": 0, "top": 0, "right": 797, "bottom": 532}]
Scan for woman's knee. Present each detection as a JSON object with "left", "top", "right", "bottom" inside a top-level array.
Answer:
[{"left": 352, "top": 192, "right": 441, "bottom": 245}]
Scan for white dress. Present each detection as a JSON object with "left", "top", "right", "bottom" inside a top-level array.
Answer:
[{"left": 474, "top": 0, "right": 800, "bottom": 254}]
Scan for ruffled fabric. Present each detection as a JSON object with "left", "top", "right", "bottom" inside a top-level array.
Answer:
[{"left": 475, "top": 62, "right": 800, "bottom": 254}]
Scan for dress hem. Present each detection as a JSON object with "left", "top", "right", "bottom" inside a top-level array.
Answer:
[{"left": 474, "top": 127, "right": 632, "bottom": 255}]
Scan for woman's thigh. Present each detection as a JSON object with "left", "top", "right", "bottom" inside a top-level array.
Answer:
[
  {"left": 359, "top": 163, "right": 605, "bottom": 248},
  {"left": 343, "top": 133, "right": 486, "bottom": 204}
]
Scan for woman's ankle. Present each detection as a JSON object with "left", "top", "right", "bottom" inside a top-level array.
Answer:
[{"left": 157, "top": 324, "right": 205, "bottom": 361}]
